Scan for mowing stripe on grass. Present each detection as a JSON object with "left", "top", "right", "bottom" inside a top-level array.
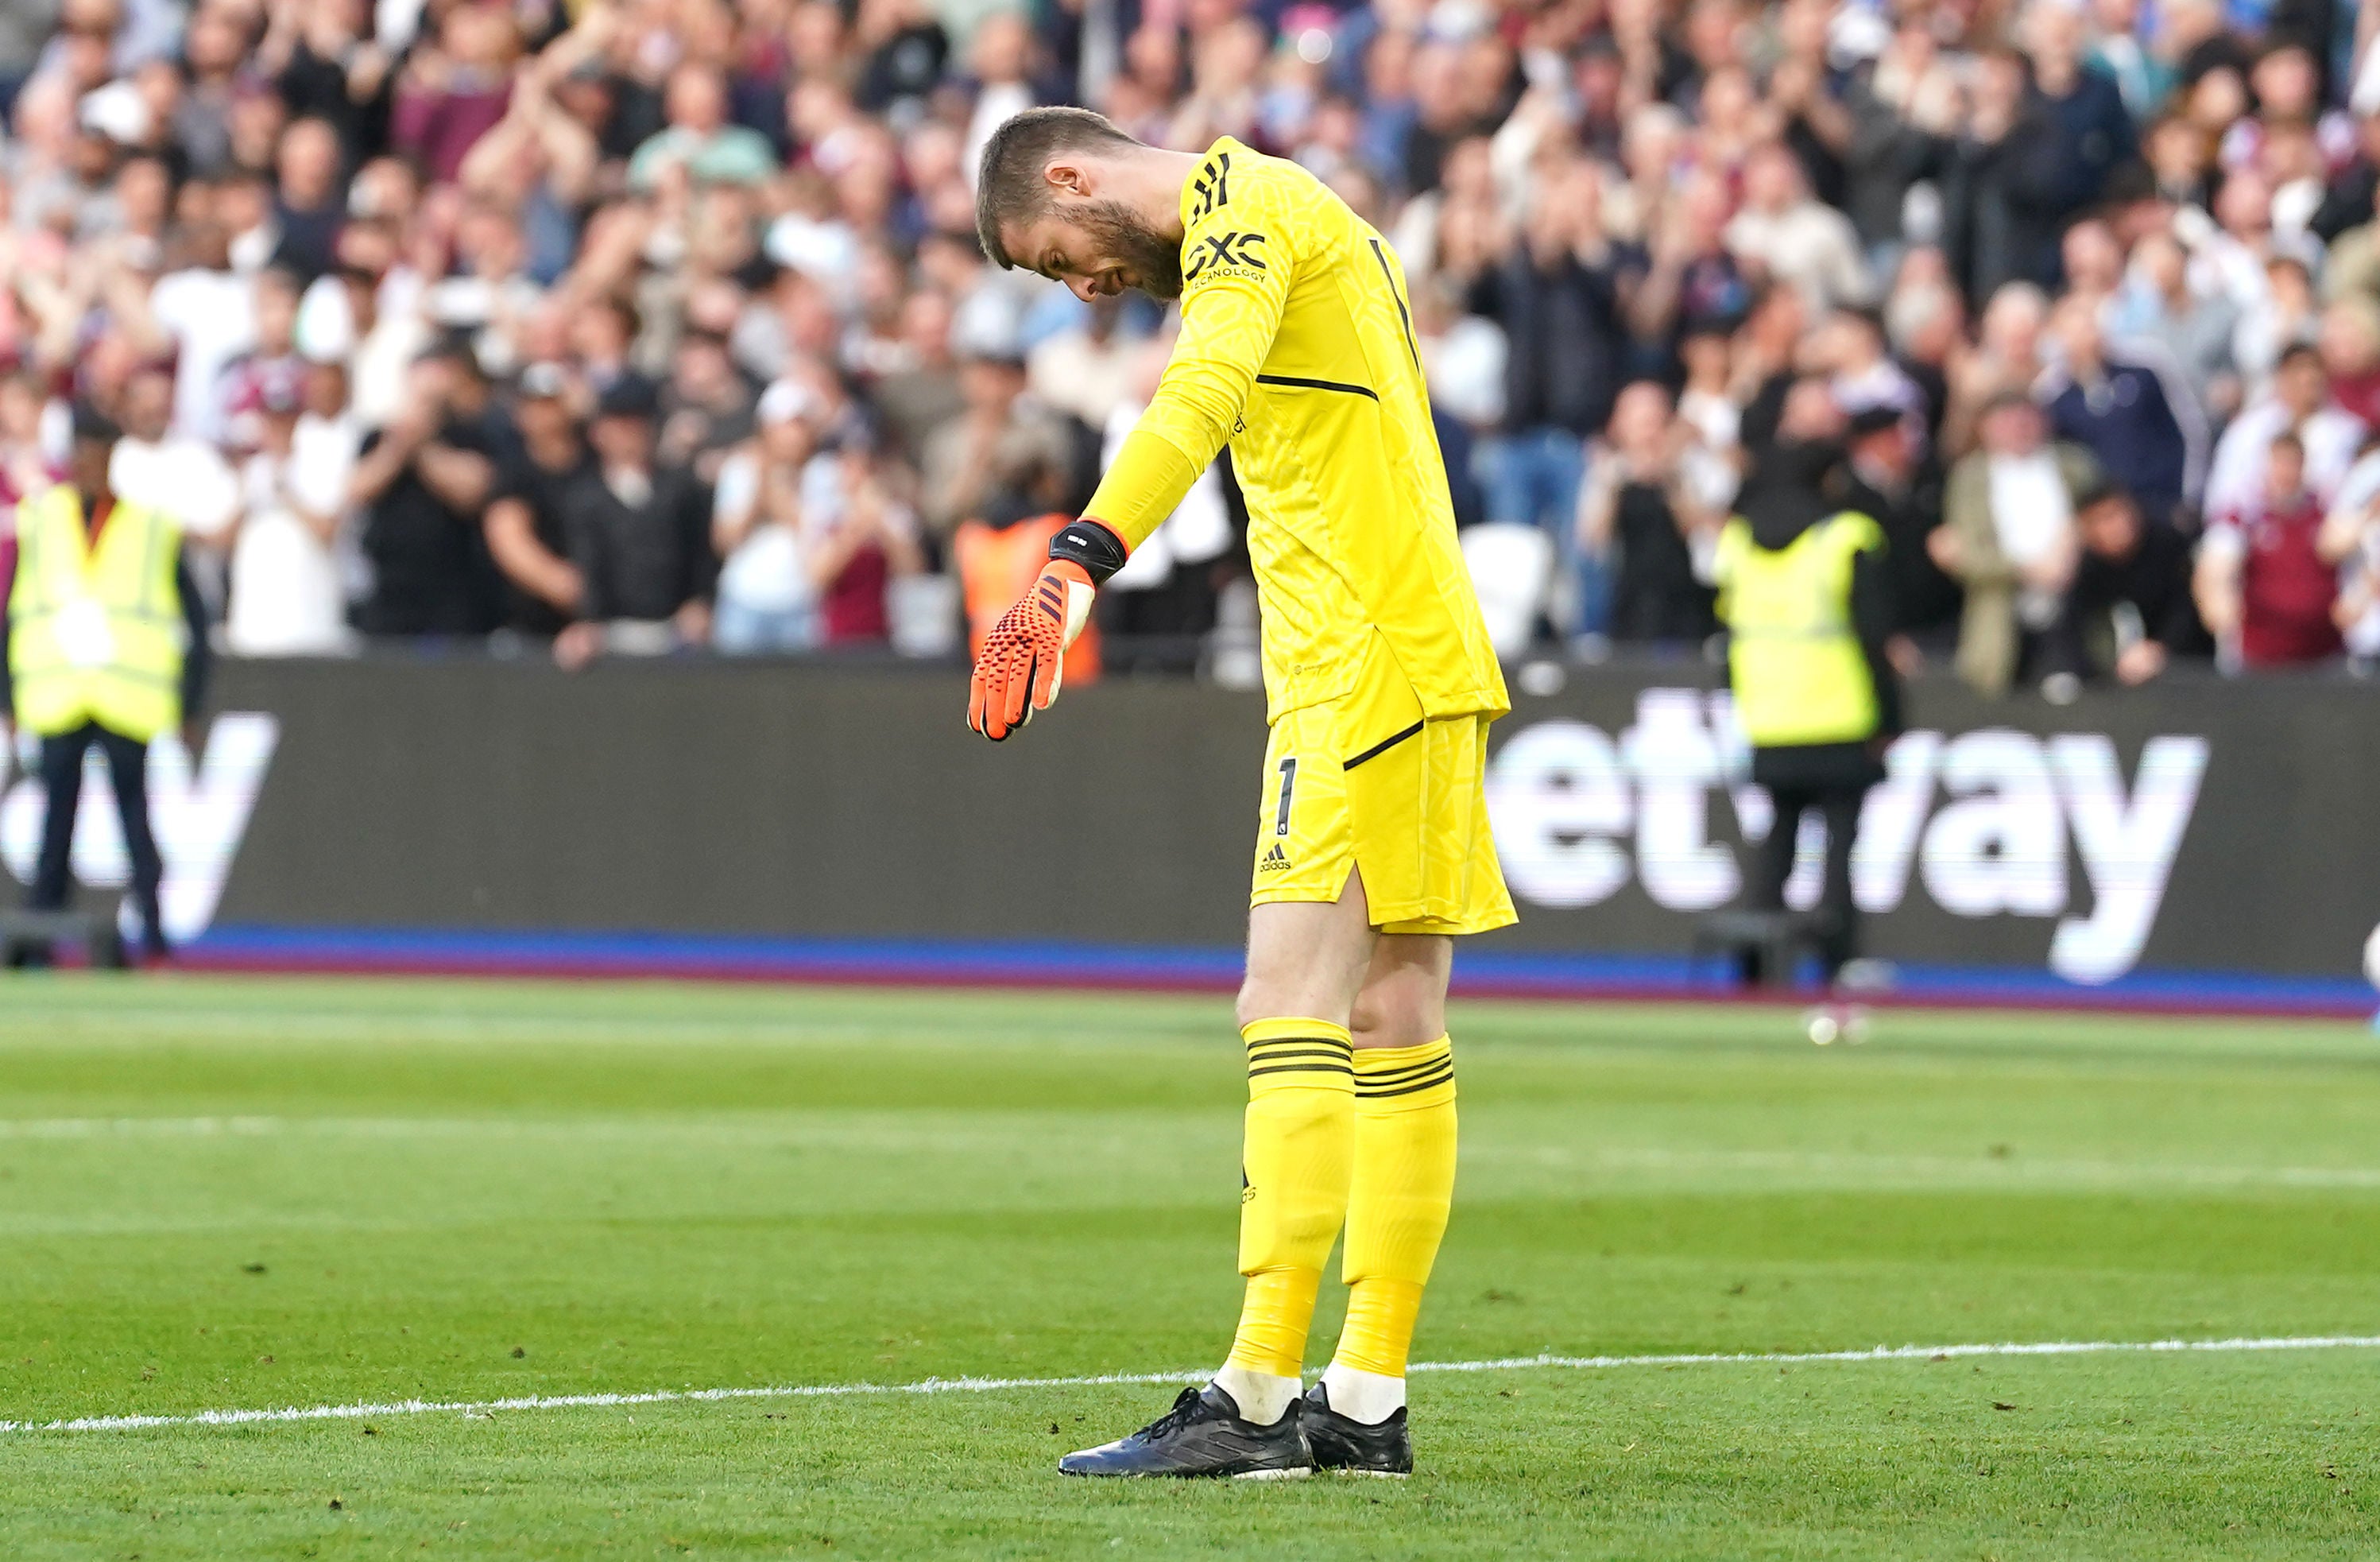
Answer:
[
  {"left": 8, "top": 1335, "right": 2380, "bottom": 1436},
  {"left": 16, "top": 1118, "right": 2380, "bottom": 1193}
]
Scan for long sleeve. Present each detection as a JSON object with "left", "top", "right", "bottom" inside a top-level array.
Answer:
[
  {"left": 176, "top": 546, "right": 211, "bottom": 719},
  {"left": 1849, "top": 545, "right": 1902, "bottom": 738},
  {"left": 1084, "top": 178, "right": 1295, "bottom": 548}
]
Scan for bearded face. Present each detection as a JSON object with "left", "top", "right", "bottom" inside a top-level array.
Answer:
[{"left": 1066, "top": 198, "right": 1186, "bottom": 301}]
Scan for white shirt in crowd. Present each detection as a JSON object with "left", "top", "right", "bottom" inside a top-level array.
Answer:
[
  {"left": 2200, "top": 397, "right": 2365, "bottom": 520},
  {"left": 1987, "top": 449, "right": 2076, "bottom": 630},
  {"left": 2324, "top": 448, "right": 2380, "bottom": 657},
  {"left": 110, "top": 432, "right": 240, "bottom": 542},
  {"left": 1101, "top": 401, "right": 1233, "bottom": 591},
  {"left": 1677, "top": 386, "right": 1742, "bottom": 514},
  {"left": 226, "top": 414, "right": 360, "bottom": 656},
  {"left": 1422, "top": 314, "right": 1509, "bottom": 431},
  {"left": 711, "top": 447, "right": 846, "bottom": 615},
  {"left": 1986, "top": 452, "right": 2074, "bottom": 568},
  {"left": 296, "top": 268, "right": 428, "bottom": 429},
  {"left": 1723, "top": 200, "right": 1873, "bottom": 313},
  {"left": 147, "top": 265, "right": 257, "bottom": 444}
]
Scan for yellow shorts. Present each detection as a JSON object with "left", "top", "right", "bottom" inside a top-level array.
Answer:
[{"left": 1251, "top": 634, "right": 1517, "bottom": 936}]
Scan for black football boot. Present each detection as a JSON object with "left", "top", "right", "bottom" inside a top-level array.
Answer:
[
  {"left": 1300, "top": 1381, "right": 1413, "bottom": 1476},
  {"left": 1058, "top": 1384, "right": 1314, "bottom": 1479}
]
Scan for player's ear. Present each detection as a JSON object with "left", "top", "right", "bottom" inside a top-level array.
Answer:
[{"left": 1044, "top": 158, "right": 1093, "bottom": 201}]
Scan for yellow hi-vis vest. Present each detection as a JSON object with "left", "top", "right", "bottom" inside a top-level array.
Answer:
[
  {"left": 1712, "top": 510, "right": 1884, "bottom": 749},
  {"left": 7, "top": 484, "right": 186, "bottom": 742}
]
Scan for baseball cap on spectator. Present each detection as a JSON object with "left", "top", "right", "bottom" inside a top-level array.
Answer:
[
  {"left": 1845, "top": 405, "right": 1904, "bottom": 440},
  {"left": 2072, "top": 477, "right": 2130, "bottom": 514},
  {"left": 418, "top": 332, "right": 479, "bottom": 370},
  {"left": 596, "top": 374, "right": 661, "bottom": 421}
]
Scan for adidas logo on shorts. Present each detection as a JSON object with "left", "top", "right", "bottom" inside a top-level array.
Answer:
[{"left": 1259, "top": 843, "right": 1291, "bottom": 872}]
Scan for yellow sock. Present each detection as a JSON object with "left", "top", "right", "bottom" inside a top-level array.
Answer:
[
  {"left": 1333, "top": 1036, "right": 1456, "bottom": 1378},
  {"left": 1225, "top": 1017, "right": 1355, "bottom": 1378}
]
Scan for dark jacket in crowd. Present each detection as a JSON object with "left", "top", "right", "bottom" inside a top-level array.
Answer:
[
  {"left": 2040, "top": 355, "right": 2196, "bottom": 525},
  {"left": 1607, "top": 479, "right": 1716, "bottom": 645},
  {"left": 1471, "top": 246, "right": 1639, "bottom": 436},
  {"left": 2054, "top": 517, "right": 2212, "bottom": 675},
  {"left": 2030, "top": 69, "right": 2135, "bottom": 227},
  {"left": 559, "top": 464, "right": 718, "bottom": 622},
  {"left": 351, "top": 418, "right": 505, "bottom": 638},
  {"left": 1842, "top": 76, "right": 1946, "bottom": 247},
  {"left": 1840, "top": 461, "right": 1958, "bottom": 640},
  {"left": 1943, "top": 113, "right": 2063, "bottom": 302},
  {"left": 493, "top": 444, "right": 598, "bottom": 636}
]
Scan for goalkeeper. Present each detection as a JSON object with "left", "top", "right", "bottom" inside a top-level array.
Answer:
[{"left": 969, "top": 107, "right": 1514, "bottom": 1479}]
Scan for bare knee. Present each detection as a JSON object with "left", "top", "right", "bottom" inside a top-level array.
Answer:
[
  {"left": 1236, "top": 887, "right": 1377, "bottom": 1032},
  {"left": 1349, "top": 983, "right": 1442, "bottom": 1049},
  {"left": 1349, "top": 937, "right": 1451, "bottom": 1050}
]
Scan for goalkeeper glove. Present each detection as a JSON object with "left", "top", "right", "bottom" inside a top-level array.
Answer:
[{"left": 967, "top": 518, "right": 1128, "bottom": 742}]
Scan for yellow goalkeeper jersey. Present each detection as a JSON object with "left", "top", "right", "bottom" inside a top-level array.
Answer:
[{"left": 1084, "top": 138, "right": 1507, "bottom": 723}]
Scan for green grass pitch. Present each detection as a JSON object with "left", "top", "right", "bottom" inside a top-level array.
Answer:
[{"left": 3, "top": 975, "right": 2379, "bottom": 1559}]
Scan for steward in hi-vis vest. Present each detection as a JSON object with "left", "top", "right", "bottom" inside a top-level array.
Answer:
[
  {"left": 1, "top": 407, "right": 211, "bottom": 962},
  {"left": 1712, "top": 436, "right": 1902, "bottom": 984}
]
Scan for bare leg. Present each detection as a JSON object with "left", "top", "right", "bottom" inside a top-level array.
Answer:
[
  {"left": 1348, "top": 933, "right": 1453, "bottom": 1051},
  {"left": 1236, "top": 866, "right": 1379, "bottom": 1033}
]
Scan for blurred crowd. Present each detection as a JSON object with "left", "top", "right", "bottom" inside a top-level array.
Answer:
[{"left": 3, "top": 0, "right": 2380, "bottom": 691}]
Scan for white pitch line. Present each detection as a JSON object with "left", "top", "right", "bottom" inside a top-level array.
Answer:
[{"left": 8, "top": 1334, "right": 2380, "bottom": 1437}]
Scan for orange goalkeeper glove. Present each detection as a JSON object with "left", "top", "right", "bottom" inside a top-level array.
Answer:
[{"left": 967, "top": 518, "right": 1128, "bottom": 742}]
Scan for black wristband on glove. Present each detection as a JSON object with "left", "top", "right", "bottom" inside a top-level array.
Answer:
[{"left": 1047, "top": 518, "right": 1130, "bottom": 586}]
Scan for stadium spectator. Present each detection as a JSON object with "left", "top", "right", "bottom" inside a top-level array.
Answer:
[
  {"left": 109, "top": 363, "right": 239, "bottom": 560},
  {"left": 482, "top": 362, "right": 589, "bottom": 641},
  {"left": 1941, "top": 282, "right": 2048, "bottom": 461},
  {"left": 1577, "top": 381, "right": 1720, "bottom": 649},
  {"left": 2196, "top": 432, "right": 2345, "bottom": 669},
  {"left": 1470, "top": 159, "right": 1632, "bottom": 551},
  {"left": 1838, "top": 404, "right": 1957, "bottom": 654},
  {"left": 215, "top": 266, "right": 311, "bottom": 451},
  {"left": 224, "top": 372, "right": 354, "bottom": 656},
  {"left": 918, "top": 340, "right": 1072, "bottom": 547},
  {"left": 2048, "top": 481, "right": 2211, "bottom": 687},
  {"left": 2204, "top": 344, "right": 2364, "bottom": 519},
  {"left": 1724, "top": 141, "right": 1871, "bottom": 316},
  {"left": 2108, "top": 229, "right": 2243, "bottom": 423},
  {"left": 2021, "top": 1, "right": 2137, "bottom": 242},
  {"left": 269, "top": 116, "right": 348, "bottom": 281},
  {"left": 551, "top": 374, "right": 717, "bottom": 669},
  {"left": 628, "top": 63, "right": 776, "bottom": 194},
  {"left": 712, "top": 378, "right": 832, "bottom": 654},
  {"left": 1933, "top": 393, "right": 2101, "bottom": 696},
  {"left": 347, "top": 346, "right": 502, "bottom": 638},
  {"left": 389, "top": 1, "right": 516, "bottom": 185},
  {"left": 954, "top": 469, "right": 1097, "bottom": 684},
  {"left": 656, "top": 329, "right": 758, "bottom": 485},
  {"left": 2038, "top": 292, "right": 2203, "bottom": 527}
]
